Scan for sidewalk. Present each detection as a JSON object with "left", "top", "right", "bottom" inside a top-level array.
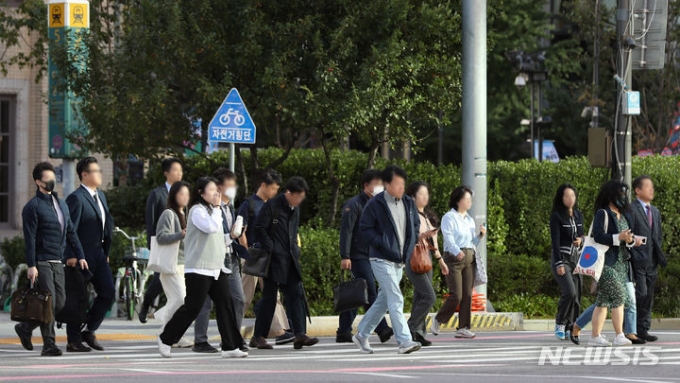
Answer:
[{"left": 2, "top": 311, "right": 679, "bottom": 346}]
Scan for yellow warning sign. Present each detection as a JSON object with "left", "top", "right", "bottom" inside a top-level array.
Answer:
[
  {"left": 49, "top": 3, "right": 64, "bottom": 28},
  {"left": 70, "top": 3, "right": 88, "bottom": 28}
]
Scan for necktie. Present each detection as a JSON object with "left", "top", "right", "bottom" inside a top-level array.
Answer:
[
  {"left": 93, "top": 193, "right": 105, "bottom": 230},
  {"left": 646, "top": 204, "right": 653, "bottom": 228}
]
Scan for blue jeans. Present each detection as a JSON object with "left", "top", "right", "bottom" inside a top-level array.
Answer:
[
  {"left": 575, "top": 282, "right": 637, "bottom": 334},
  {"left": 338, "top": 258, "right": 389, "bottom": 335},
  {"left": 357, "top": 259, "right": 411, "bottom": 346}
]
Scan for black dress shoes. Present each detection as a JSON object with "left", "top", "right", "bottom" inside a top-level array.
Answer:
[
  {"left": 14, "top": 324, "right": 33, "bottom": 351},
  {"left": 640, "top": 333, "right": 659, "bottom": 342},
  {"left": 67, "top": 342, "right": 92, "bottom": 352},
  {"left": 568, "top": 324, "right": 580, "bottom": 345},
  {"left": 82, "top": 331, "right": 104, "bottom": 351},
  {"left": 413, "top": 332, "right": 433, "bottom": 347},
  {"left": 41, "top": 346, "right": 63, "bottom": 357},
  {"left": 293, "top": 334, "right": 319, "bottom": 350},
  {"left": 192, "top": 342, "right": 219, "bottom": 353},
  {"left": 336, "top": 332, "right": 353, "bottom": 343}
]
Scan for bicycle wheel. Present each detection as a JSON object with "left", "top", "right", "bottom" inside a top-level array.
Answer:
[{"left": 122, "top": 275, "right": 135, "bottom": 320}]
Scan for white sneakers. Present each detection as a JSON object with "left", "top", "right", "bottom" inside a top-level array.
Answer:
[
  {"left": 398, "top": 341, "right": 422, "bottom": 354},
  {"left": 222, "top": 349, "right": 249, "bottom": 358},
  {"left": 352, "top": 334, "right": 374, "bottom": 354},
  {"left": 455, "top": 328, "right": 476, "bottom": 339},
  {"left": 159, "top": 336, "right": 248, "bottom": 358},
  {"left": 588, "top": 334, "right": 633, "bottom": 347},
  {"left": 613, "top": 333, "right": 633, "bottom": 346},
  {"left": 158, "top": 337, "right": 172, "bottom": 358},
  {"left": 172, "top": 337, "right": 194, "bottom": 348},
  {"left": 430, "top": 318, "right": 441, "bottom": 336},
  {"left": 588, "top": 334, "right": 612, "bottom": 347}
]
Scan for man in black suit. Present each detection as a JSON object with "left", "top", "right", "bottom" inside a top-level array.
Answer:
[
  {"left": 64, "top": 157, "right": 115, "bottom": 352},
  {"left": 250, "top": 177, "right": 318, "bottom": 350},
  {"left": 629, "top": 175, "right": 668, "bottom": 342},
  {"left": 138, "top": 158, "right": 183, "bottom": 323}
]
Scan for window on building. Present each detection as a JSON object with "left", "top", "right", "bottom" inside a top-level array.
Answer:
[{"left": 0, "top": 97, "right": 14, "bottom": 225}]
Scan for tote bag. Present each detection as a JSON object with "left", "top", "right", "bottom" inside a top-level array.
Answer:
[
  {"left": 147, "top": 236, "right": 180, "bottom": 274},
  {"left": 573, "top": 210, "right": 609, "bottom": 281}
]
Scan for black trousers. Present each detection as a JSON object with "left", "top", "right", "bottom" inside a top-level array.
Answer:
[
  {"left": 142, "top": 272, "right": 164, "bottom": 308},
  {"left": 634, "top": 263, "right": 658, "bottom": 336},
  {"left": 552, "top": 262, "right": 582, "bottom": 326},
  {"left": 160, "top": 272, "right": 243, "bottom": 351},
  {"left": 21, "top": 261, "right": 65, "bottom": 348},
  {"left": 254, "top": 272, "right": 306, "bottom": 338}
]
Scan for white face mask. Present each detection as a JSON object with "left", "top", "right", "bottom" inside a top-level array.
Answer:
[
  {"left": 224, "top": 187, "right": 237, "bottom": 200},
  {"left": 372, "top": 185, "right": 385, "bottom": 196}
]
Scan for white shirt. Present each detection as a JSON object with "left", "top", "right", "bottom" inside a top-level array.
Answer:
[
  {"left": 184, "top": 204, "right": 232, "bottom": 279},
  {"left": 441, "top": 209, "right": 480, "bottom": 255},
  {"left": 220, "top": 202, "right": 234, "bottom": 254},
  {"left": 82, "top": 184, "right": 105, "bottom": 230},
  {"left": 165, "top": 182, "right": 172, "bottom": 193},
  {"left": 51, "top": 195, "right": 65, "bottom": 234}
]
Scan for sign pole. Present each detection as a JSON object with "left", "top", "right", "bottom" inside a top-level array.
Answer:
[
  {"left": 229, "top": 143, "right": 235, "bottom": 172},
  {"left": 462, "top": 0, "right": 488, "bottom": 308},
  {"left": 47, "top": 0, "right": 89, "bottom": 195}
]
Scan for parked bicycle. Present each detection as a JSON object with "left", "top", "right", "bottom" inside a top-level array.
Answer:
[
  {"left": 0, "top": 252, "right": 14, "bottom": 309},
  {"left": 114, "top": 227, "right": 148, "bottom": 320}
]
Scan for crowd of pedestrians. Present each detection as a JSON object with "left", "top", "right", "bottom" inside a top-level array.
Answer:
[
  {"left": 14, "top": 157, "right": 666, "bottom": 358},
  {"left": 549, "top": 178, "right": 666, "bottom": 347}
]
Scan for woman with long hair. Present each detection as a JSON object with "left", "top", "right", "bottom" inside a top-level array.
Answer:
[
  {"left": 431, "top": 186, "right": 486, "bottom": 339},
  {"left": 588, "top": 180, "right": 640, "bottom": 347},
  {"left": 549, "top": 184, "right": 584, "bottom": 340},
  {"left": 153, "top": 181, "right": 192, "bottom": 347},
  {"left": 405, "top": 182, "right": 449, "bottom": 347},
  {"left": 158, "top": 177, "right": 246, "bottom": 358}
]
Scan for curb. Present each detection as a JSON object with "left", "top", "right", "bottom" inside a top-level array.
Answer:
[{"left": 522, "top": 317, "right": 680, "bottom": 332}]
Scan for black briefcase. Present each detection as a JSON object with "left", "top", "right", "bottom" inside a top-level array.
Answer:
[
  {"left": 242, "top": 247, "right": 271, "bottom": 278},
  {"left": 333, "top": 271, "right": 368, "bottom": 313},
  {"left": 56, "top": 266, "right": 88, "bottom": 326}
]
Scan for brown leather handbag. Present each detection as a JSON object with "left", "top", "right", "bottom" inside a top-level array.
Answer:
[
  {"left": 10, "top": 280, "right": 53, "bottom": 324},
  {"left": 410, "top": 237, "right": 434, "bottom": 273}
]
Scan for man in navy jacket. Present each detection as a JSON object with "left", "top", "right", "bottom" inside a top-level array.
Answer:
[
  {"left": 336, "top": 169, "right": 392, "bottom": 343},
  {"left": 64, "top": 157, "right": 115, "bottom": 352},
  {"left": 353, "top": 165, "right": 422, "bottom": 355},
  {"left": 15, "top": 162, "right": 87, "bottom": 356}
]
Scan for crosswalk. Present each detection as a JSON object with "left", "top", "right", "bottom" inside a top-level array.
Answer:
[{"left": 1, "top": 332, "right": 680, "bottom": 381}]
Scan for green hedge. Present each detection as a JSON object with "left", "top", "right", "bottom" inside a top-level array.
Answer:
[{"left": 4, "top": 151, "right": 680, "bottom": 317}]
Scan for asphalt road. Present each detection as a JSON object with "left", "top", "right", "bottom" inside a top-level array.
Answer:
[{"left": 1, "top": 330, "right": 679, "bottom": 382}]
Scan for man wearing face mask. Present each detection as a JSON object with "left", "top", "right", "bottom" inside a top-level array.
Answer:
[
  {"left": 336, "top": 170, "right": 393, "bottom": 344},
  {"left": 15, "top": 162, "right": 87, "bottom": 356}
]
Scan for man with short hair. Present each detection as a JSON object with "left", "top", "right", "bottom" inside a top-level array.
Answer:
[
  {"left": 629, "top": 175, "right": 667, "bottom": 342},
  {"left": 353, "top": 165, "right": 422, "bottom": 355},
  {"left": 65, "top": 157, "right": 115, "bottom": 352},
  {"left": 237, "top": 169, "right": 294, "bottom": 345},
  {"left": 249, "top": 177, "right": 319, "bottom": 350},
  {"left": 336, "top": 169, "right": 393, "bottom": 343},
  {"left": 15, "top": 162, "right": 87, "bottom": 356},
  {"left": 139, "top": 158, "right": 183, "bottom": 323}
]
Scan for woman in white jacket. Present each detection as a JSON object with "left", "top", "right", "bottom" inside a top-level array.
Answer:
[{"left": 154, "top": 181, "right": 191, "bottom": 347}]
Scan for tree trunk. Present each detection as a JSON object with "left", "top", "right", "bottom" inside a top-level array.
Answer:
[{"left": 367, "top": 141, "right": 380, "bottom": 170}]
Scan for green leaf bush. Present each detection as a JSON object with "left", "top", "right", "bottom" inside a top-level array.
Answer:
[{"left": 5, "top": 150, "right": 678, "bottom": 317}]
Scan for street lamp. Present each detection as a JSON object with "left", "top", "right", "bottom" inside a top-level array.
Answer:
[{"left": 507, "top": 51, "right": 549, "bottom": 161}]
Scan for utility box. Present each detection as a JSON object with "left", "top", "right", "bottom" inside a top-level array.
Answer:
[{"left": 588, "top": 128, "right": 611, "bottom": 168}]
